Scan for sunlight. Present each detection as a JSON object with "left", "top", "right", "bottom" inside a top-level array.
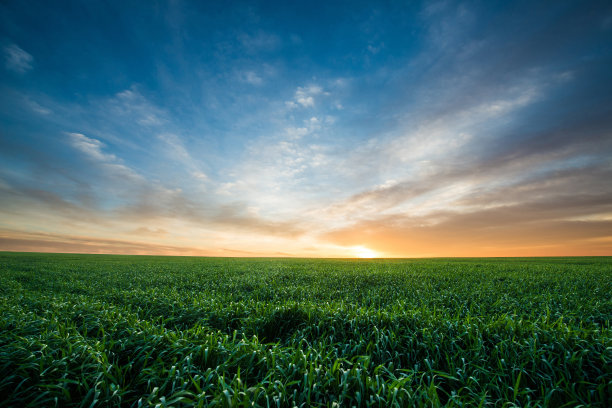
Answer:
[{"left": 353, "top": 246, "right": 378, "bottom": 258}]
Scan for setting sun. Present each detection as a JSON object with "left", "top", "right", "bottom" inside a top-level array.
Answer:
[{"left": 353, "top": 246, "right": 378, "bottom": 258}]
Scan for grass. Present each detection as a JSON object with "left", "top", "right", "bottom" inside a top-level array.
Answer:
[{"left": 0, "top": 252, "right": 610, "bottom": 407}]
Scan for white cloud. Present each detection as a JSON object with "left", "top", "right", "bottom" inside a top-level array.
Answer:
[
  {"left": 240, "top": 70, "right": 263, "bottom": 85},
  {"left": 192, "top": 171, "right": 209, "bottom": 182},
  {"left": 67, "top": 132, "right": 141, "bottom": 181},
  {"left": 4, "top": 44, "right": 33, "bottom": 74},
  {"left": 286, "top": 85, "right": 327, "bottom": 109},
  {"left": 378, "top": 82, "right": 541, "bottom": 171},
  {"left": 473, "top": 86, "right": 538, "bottom": 116},
  {"left": 307, "top": 78, "right": 549, "bottom": 226},
  {"left": 213, "top": 115, "right": 338, "bottom": 222},
  {"left": 216, "top": 182, "right": 236, "bottom": 196},
  {"left": 111, "top": 87, "right": 166, "bottom": 126},
  {"left": 297, "top": 95, "right": 314, "bottom": 107},
  {"left": 285, "top": 127, "right": 309, "bottom": 139},
  {"left": 284, "top": 116, "right": 324, "bottom": 140},
  {"left": 24, "top": 97, "right": 51, "bottom": 115},
  {"left": 158, "top": 133, "right": 190, "bottom": 161},
  {"left": 68, "top": 133, "right": 117, "bottom": 163}
]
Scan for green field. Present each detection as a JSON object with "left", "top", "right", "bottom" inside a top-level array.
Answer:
[{"left": 0, "top": 253, "right": 610, "bottom": 407}]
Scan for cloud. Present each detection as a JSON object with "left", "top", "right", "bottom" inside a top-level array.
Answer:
[
  {"left": 130, "top": 227, "right": 168, "bottom": 236},
  {"left": 192, "top": 171, "right": 209, "bottom": 182},
  {"left": 0, "top": 228, "right": 310, "bottom": 257},
  {"left": 322, "top": 195, "right": 612, "bottom": 257},
  {"left": 0, "top": 228, "right": 203, "bottom": 256},
  {"left": 284, "top": 126, "right": 309, "bottom": 139},
  {"left": 454, "top": 164, "right": 612, "bottom": 215},
  {"left": 324, "top": 123, "right": 611, "bottom": 223},
  {"left": 286, "top": 85, "right": 326, "bottom": 108},
  {"left": 4, "top": 123, "right": 302, "bottom": 245},
  {"left": 1, "top": 167, "right": 303, "bottom": 248},
  {"left": 215, "top": 112, "right": 337, "bottom": 220},
  {"left": 4, "top": 44, "right": 33, "bottom": 74},
  {"left": 284, "top": 117, "right": 323, "bottom": 140},
  {"left": 319, "top": 154, "right": 612, "bottom": 257},
  {"left": 37, "top": 133, "right": 304, "bottom": 236},
  {"left": 157, "top": 133, "right": 190, "bottom": 161},
  {"left": 67, "top": 132, "right": 142, "bottom": 182},
  {"left": 157, "top": 133, "right": 209, "bottom": 184},
  {"left": 106, "top": 185, "right": 305, "bottom": 238},
  {"left": 239, "top": 70, "right": 263, "bottom": 85},
  {"left": 0, "top": 185, "right": 97, "bottom": 221},
  {"left": 23, "top": 97, "right": 51, "bottom": 115},
  {"left": 318, "top": 77, "right": 545, "bottom": 200},
  {"left": 68, "top": 133, "right": 116, "bottom": 162},
  {"left": 110, "top": 87, "right": 166, "bottom": 126}
]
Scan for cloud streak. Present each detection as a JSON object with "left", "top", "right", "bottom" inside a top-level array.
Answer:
[{"left": 3, "top": 44, "right": 33, "bottom": 74}]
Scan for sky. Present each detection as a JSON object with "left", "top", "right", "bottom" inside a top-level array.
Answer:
[{"left": 1, "top": 0, "right": 611, "bottom": 258}]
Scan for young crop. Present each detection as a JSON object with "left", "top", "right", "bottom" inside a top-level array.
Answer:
[{"left": 0, "top": 253, "right": 610, "bottom": 406}]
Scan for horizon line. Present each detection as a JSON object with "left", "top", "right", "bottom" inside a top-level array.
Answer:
[{"left": 2, "top": 250, "right": 610, "bottom": 260}]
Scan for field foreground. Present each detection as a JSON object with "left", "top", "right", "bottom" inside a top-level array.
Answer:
[{"left": 0, "top": 253, "right": 610, "bottom": 407}]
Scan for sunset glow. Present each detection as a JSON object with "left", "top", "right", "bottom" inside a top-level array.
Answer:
[
  {"left": 353, "top": 246, "right": 378, "bottom": 259},
  {"left": 1, "top": 1, "right": 611, "bottom": 257}
]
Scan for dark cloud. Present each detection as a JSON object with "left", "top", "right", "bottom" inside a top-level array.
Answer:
[
  {"left": 0, "top": 229, "right": 204, "bottom": 255},
  {"left": 0, "top": 228, "right": 299, "bottom": 257},
  {"left": 329, "top": 112, "right": 612, "bottom": 219}
]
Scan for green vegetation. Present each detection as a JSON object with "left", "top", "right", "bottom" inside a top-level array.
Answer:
[{"left": 0, "top": 253, "right": 610, "bottom": 407}]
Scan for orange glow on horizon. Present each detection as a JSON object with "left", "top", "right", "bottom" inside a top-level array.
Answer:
[
  {"left": 353, "top": 246, "right": 379, "bottom": 258},
  {"left": 0, "top": 220, "right": 611, "bottom": 258}
]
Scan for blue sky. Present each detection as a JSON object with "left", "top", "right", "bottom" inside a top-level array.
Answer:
[{"left": 1, "top": 0, "right": 611, "bottom": 256}]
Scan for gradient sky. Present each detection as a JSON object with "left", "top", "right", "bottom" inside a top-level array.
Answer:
[{"left": 1, "top": 0, "right": 611, "bottom": 257}]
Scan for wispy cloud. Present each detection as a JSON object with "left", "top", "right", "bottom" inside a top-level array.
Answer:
[
  {"left": 67, "top": 132, "right": 142, "bottom": 182},
  {"left": 3, "top": 43, "right": 33, "bottom": 74},
  {"left": 109, "top": 87, "right": 166, "bottom": 126},
  {"left": 322, "top": 161, "right": 612, "bottom": 256},
  {"left": 23, "top": 96, "right": 51, "bottom": 115},
  {"left": 157, "top": 133, "right": 209, "bottom": 185},
  {"left": 0, "top": 228, "right": 203, "bottom": 255},
  {"left": 68, "top": 133, "right": 116, "bottom": 162},
  {"left": 238, "top": 70, "right": 263, "bottom": 85}
]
